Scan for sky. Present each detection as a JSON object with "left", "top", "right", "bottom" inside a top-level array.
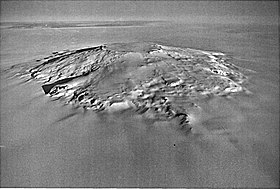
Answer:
[{"left": 0, "top": 1, "right": 278, "bottom": 24}]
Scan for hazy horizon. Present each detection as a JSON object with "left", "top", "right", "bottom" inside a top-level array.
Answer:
[{"left": 0, "top": 1, "right": 278, "bottom": 24}]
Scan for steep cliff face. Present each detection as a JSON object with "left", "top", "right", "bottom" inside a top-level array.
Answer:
[{"left": 7, "top": 42, "right": 252, "bottom": 131}]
